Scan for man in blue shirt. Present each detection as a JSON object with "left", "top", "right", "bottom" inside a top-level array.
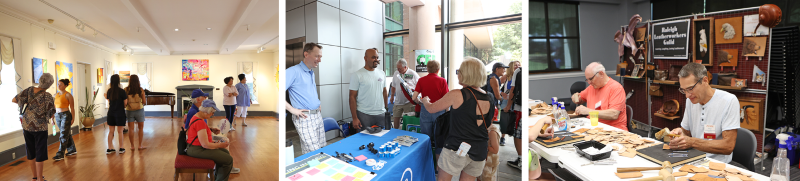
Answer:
[
  {"left": 184, "top": 89, "right": 218, "bottom": 134},
  {"left": 235, "top": 74, "right": 253, "bottom": 126},
  {"left": 285, "top": 43, "right": 325, "bottom": 154}
]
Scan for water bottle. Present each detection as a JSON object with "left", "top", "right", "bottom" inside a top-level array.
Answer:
[
  {"left": 52, "top": 125, "right": 57, "bottom": 136},
  {"left": 771, "top": 134, "right": 792, "bottom": 181},
  {"left": 559, "top": 102, "right": 570, "bottom": 128},
  {"left": 551, "top": 97, "right": 559, "bottom": 117}
]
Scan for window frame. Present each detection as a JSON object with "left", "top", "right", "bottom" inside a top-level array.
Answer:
[{"left": 529, "top": 0, "right": 582, "bottom": 74}]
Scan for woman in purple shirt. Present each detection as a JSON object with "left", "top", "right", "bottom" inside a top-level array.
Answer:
[{"left": 234, "top": 74, "right": 252, "bottom": 126}]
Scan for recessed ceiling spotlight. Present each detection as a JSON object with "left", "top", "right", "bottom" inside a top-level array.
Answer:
[
  {"left": 204, "top": 44, "right": 208, "bottom": 45},
  {"left": 207, "top": 28, "right": 212, "bottom": 30},
  {"left": 174, "top": 28, "right": 179, "bottom": 31}
]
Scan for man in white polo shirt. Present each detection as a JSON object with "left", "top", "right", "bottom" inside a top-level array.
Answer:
[{"left": 669, "top": 63, "right": 740, "bottom": 163}]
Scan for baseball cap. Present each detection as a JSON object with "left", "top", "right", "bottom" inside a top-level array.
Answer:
[
  {"left": 191, "top": 89, "right": 209, "bottom": 98},
  {"left": 493, "top": 62, "right": 509, "bottom": 70},
  {"left": 201, "top": 99, "right": 221, "bottom": 112}
]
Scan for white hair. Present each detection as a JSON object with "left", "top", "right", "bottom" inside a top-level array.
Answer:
[
  {"left": 589, "top": 62, "right": 606, "bottom": 74},
  {"left": 198, "top": 106, "right": 216, "bottom": 114},
  {"left": 396, "top": 58, "right": 407, "bottom": 67},
  {"left": 190, "top": 97, "right": 200, "bottom": 104}
]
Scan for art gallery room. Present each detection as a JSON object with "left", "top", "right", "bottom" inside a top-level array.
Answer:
[
  {"left": 284, "top": 0, "right": 523, "bottom": 180},
  {"left": 528, "top": 0, "right": 799, "bottom": 181},
  {"left": 0, "top": 0, "right": 280, "bottom": 180}
]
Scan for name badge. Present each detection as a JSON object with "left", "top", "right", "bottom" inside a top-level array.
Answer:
[
  {"left": 703, "top": 125, "right": 716, "bottom": 139},
  {"left": 595, "top": 101, "right": 602, "bottom": 109},
  {"left": 456, "top": 142, "right": 471, "bottom": 157}
]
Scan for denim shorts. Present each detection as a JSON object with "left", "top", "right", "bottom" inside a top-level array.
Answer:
[{"left": 126, "top": 109, "right": 145, "bottom": 122}]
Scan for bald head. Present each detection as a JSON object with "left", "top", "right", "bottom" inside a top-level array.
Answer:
[
  {"left": 585, "top": 62, "right": 608, "bottom": 88},
  {"left": 364, "top": 48, "right": 380, "bottom": 70}
]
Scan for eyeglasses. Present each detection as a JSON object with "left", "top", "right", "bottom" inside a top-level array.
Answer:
[
  {"left": 456, "top": 69, "right": 460, "bottom": 75},
  {"left": 679, "top": 78, "right": 703, "bottom": 94},
  {"left": 585, "top": 72, "right": 599, "bottom": 82}
]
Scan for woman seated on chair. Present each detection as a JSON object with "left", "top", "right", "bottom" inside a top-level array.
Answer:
[{"left": 185, "top": 99, "right": 233, "bottom": 181}]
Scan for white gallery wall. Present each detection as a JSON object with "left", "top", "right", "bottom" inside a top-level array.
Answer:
[
  {"left": 0, "top": 11, "right": 118, "bottom": 153},
  {"left": 116, "top": 52, "right": 279, "bottom": 113},
  {"left": 287, "top": 0, "right": 384, "bottom": 123}
]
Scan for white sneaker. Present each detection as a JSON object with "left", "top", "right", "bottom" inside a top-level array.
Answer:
[
  {"left": 231, "top": 168, "right": 241, "bottom": 174},
  {"left": 230, "top": 127, "right": 235, "bottom": 131}
]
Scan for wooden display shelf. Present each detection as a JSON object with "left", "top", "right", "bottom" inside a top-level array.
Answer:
[
  {"left": 710, "top": 85, "right": 745, "bottom": 90},
  {"left": 654, "top": 113, "right": 680, "bottom": 120},
  {"left": 652, "top": 80, "right": 678, "bottom": 85}
]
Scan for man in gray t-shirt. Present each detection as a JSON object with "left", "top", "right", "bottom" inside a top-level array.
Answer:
[
  {"left": 669, "top": 63, "right": 740, "bottom": 163},
  {"left": 349, "top": 48, "right": 388, "bottom": 131}
]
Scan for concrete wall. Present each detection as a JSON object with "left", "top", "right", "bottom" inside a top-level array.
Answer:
[
  {"left": 286, "top": 0, "right": 384, "bottom": 123},
  {"left": 529, "top": 0, "right": 649, "bottom": 100}
]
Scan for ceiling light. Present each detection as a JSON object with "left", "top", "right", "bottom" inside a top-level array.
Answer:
[
  {"left": 75, "top": 20, "right": 81, "bottom": 30},
  {"left": 130, "top": 49, "right": 134, "bottom": 55},
  {"left": 204, "top": 44, "right": 208, "bottom": 45},
  {"left": 174, "top": 28, "right": 179, "bottom": 31},
  {"left": 207, "top": 28, "right": 212, "bottom": 30},
  {"left": 93, "top": 30, "right": 98, "bottom": 37},
  {"left": 122, "top": 45, "right": 128, "bottom": 52}
]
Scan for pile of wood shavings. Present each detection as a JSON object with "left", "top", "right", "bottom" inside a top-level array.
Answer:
[{"left": 571, "top": 127, "right": 658, "bottom": 158}]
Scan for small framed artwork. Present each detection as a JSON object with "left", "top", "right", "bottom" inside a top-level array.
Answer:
[
  {"left": 119, "top": 71, "right": 130, "bottom": 83},
  {"left": 743, "top": 37, "right": 767, "bottom": 57},
  {"left": 718, "top": 49, "right": 739, "bottom": 67},
  {"left": 732, "top": 78, "right": 747, "bottom": 88},
  {"left": 739, "top": 97, "right": 765, "bottom": 132},
  {"left": 715, "top": 17, "right": 743, "bottom": 44},
  {"left": 692, "top": 18, "right": 714, "bottom": 66}
]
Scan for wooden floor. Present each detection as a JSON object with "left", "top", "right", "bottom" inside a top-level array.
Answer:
[{"left": 0, "top": 116, "right": 279, "bottom": 180}]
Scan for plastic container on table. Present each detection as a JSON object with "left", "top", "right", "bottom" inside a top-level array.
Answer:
[
  {"left": 573, "top": 140, "right": 611, "bottom": 161},
  {"left": 589, "top": 111, "right": 599, "bottom": 126}
]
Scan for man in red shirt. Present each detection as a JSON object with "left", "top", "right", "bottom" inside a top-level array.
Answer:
[
  {"left": 412, "top": 60, "right": 449, "bottom": 170},
  {"left": 572, "top": 62, "right": 628, "bottom": 131}
]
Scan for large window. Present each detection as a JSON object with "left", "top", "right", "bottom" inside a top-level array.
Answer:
[
  {"left": 530, "top": 1, "right": 580, "bottom": 73},
  {"left": 385, "top": 1, "right": 405, "bottom": 76}
]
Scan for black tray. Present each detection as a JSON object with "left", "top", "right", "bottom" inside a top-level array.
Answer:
[
  {"left": 533, "top": 131, "right": 584, "bottom": 148},
  {"left": 573, "top": 140, "right": 611, "bottom": 161}
]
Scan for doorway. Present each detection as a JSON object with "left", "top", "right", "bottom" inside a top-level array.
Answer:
[{"left": 76, "top": 62, "right": 91, "bottom": 129}]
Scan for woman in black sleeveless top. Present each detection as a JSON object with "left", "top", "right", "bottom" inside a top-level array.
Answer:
[{"left": 422, "top": 57, "right": 496, "bottom": 180}]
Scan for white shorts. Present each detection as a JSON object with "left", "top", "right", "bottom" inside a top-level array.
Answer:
[{"left": 236, "top": 106, "right": 249, "bottom": 117}]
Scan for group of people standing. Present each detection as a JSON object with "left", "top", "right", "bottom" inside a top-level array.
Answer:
[
  {"left": 13, "top": 71, "right": 253, "bottom": 181},
  {"left": 284, "top": 42, "right": 523, "bottom": 181}
]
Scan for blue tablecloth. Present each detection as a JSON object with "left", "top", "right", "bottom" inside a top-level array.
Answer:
[{"left": 295, "top": 129, "right": 435, "bottom": 180}]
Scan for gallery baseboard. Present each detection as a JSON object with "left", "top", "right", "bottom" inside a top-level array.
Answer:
[
  {"left": 143, "top": 111, "right": 278, "bottom": 117},
  {"left": 0, "top": 125, "right": 81, "bottom": 167}
]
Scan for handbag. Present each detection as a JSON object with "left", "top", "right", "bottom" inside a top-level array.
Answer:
[
  {"left": 654, "top": 70, "right": 669, "bottom": 81},
  {"left": 435, "top": 111, "right": 451, "bottom": 150},
  {"left": 718, "top": 73, "right": 737, "bottom": 86},
  {"left": 499, "top": 111, "right": 511, "bottom": 135},
  {"left": 178, "top": 119, "right": 202, "bottom": 155},
  {"left": 649, "top": 85, "right": 663, "bottom": 96}
]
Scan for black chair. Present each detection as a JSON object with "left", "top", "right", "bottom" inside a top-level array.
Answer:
[
  {"left": 559, "top": 82, "right": 587, "bottom": 111},
  {"left": 732, "top": 128, "right": 757, "bottom": 171}
]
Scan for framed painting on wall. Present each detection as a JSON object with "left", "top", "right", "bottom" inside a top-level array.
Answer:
[
  {"left": 132, "top": 63, "right": 153, "bottom": 90},
  {"left": 692, "top": 18, "right": 714, "bottom": 66},
  {"left": 55, "top": 61, "right": 73, "bottom": 93},
  {"left": 739, "top": 97, "right": 765, "bottom": 132},
  {"left": 743, "top": 37, "right": 767, "bottom": 57},
  {"left": 32, "top": 57, "right": 46, "bottom": 83},
  {"left": 182, "top": 59, "right": 209, "bottom": 81},
  {"left": 97, "top": 68, "right": 103, "bottom": 84},
  {"left": 715, "top": 17, "right": 743, "bottom": 44},
  {"left": 718, "top": 49, "right": 739, "bottom": 67},
  {"left": 119, "top": 71, "right": 130, "bottom": 83}
]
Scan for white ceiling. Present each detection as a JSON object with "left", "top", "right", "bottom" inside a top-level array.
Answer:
[{"left": 0, "top": 0, "right": 278, "bottom": 55}]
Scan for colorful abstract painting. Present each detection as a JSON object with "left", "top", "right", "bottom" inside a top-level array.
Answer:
[
  {"left": 119, "top": 71, "right": 130, "bottom": 83},
  {"left": 182, "top": 59, "right": 209, "bottom": 81},
  {"left": 55, "top": 61, "right": 73, "bottom": 93},
  {"left": 32, "top": 58, "right": 44, "bottom": 83},
  {"left": 97, "top": 68, "right": 103, "bottom": 84}
]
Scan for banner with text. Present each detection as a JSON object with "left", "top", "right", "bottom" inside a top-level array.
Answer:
[{"left": 652, "top": 19, "right": 690, "bottom": 59}]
